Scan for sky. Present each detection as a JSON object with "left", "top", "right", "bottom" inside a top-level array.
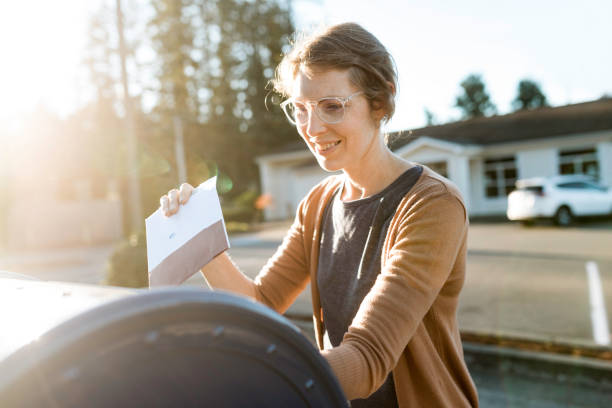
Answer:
[
  {"left": 1, "top": 0, "right": 611, "bottom": 132},
  {"left": 0, "top": 1, "right": 93, "bottom": 126}
]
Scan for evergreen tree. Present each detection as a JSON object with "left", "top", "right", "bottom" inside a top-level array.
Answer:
[
  {"left": 149, "top": 0, "right": 200, "bottom": 117},
  {"left": 147, "top": 0, "right": 296, "bottom": 195},
  {"left": 424, "top": 108, "right": 436, "bottom": 126},
  {"left": 83, "top": 3, "right": 124, "bottom": 183},
  {"left": 83, "top": 2, "right": 169, "bottom": 232},
  {"left": 455, "top": 74, "right": 497, "bottom": 119},
  {"left": 512, "top": 79, "right": 548, "bottom": 111},
  {"left": 197, "top": 0, "right": 295, "bottom": 191}
]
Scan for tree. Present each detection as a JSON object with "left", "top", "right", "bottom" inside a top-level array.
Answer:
[
  {"left": 147, "top": 0, "right": 296, "bottom": 196},
  {"left": 83, "top": 2, "right": 149, "bottom": 235},
  {"left": 199, "top": 0, "right": 295, "bottom": 191},
  {"left": 455, "top": 74, "right": 496, "bottom": 119},
  {"left": 149, "top": 0, "right": 202, "bottom": 185},
  {"left": 424, "top": 108, "right": 436, "bottom": 126},
  {"left": 512, "top": 79, "right": 548, "bottom": 111}
]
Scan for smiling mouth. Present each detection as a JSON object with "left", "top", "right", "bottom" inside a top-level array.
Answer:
[{"left": 316, "top": 141, "right": 341, "bottom": 152}]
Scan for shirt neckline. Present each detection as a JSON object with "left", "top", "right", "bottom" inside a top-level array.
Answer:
[{"left": 337, "top": 165, "right": 423, "bottom": 207}]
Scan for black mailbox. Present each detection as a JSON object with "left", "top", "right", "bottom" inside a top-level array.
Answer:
[{"left": 0, "top": 276, "right": 347, "bottom": 407}]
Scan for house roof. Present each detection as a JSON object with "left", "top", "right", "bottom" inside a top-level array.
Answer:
[
  {"left": 263, "top": 98, "right": 612, "bottom": 159},
  {"left": 388, "top": 97, "right": 612, "bottom": 150}
]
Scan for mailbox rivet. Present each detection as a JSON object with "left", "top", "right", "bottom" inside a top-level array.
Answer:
[
  {"left": 305, "top": 379, "right": 314, "bottom": 390},
  {"left": 144, "top": 331, "right": 160, "bottom": 344},
  {"left": 266, "top": 344, "right": 277, "bottom": 354},
  {"left": 213, "top": 326, "right": 224, "bottom": 337}
]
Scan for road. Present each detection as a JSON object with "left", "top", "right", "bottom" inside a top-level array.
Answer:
[
  {"left": 2, "top": 219, "right": 611, "bottom": 346},
  {"left": 184, "top": 219, "right": 612, "bottom": 407},
  {"left": 3, "top": 219, "right": 612, "bottom": 406},
  {"left": 190, "top": 219, "right": 612, "bottom": 347},
  {"left": 461, "top": 220, "right": 612, "bottom": 344}
]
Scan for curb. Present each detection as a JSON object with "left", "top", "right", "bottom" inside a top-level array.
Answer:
[{"left": 460, "top": 330, "right": 612, "bottom": 361}]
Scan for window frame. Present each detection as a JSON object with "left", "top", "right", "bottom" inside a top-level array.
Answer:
[
  {"left": 558, "top": 147, "right": 599, "bottom": 180},
  {"left": 483, "top": 156, "right": 518, "bottom": 198}
]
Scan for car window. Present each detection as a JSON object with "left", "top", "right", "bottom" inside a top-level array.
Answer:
[
  {"left": 585, "top": 182, "right": 608, "bottom": 192},
  {"left": 557, "top": 182, "right": 589, "bottom": 189},
  {"left": 557, "top": 181, "right": 607, "bottom": 191}
]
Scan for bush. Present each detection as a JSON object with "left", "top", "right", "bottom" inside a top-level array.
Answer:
[
  {"left": 104, "top": 189, "right": 262, "bottom": 288},
  {"left": 222, "top": 189, "right": 261, "bottom": 223},
  {"left": 104, "top": 232, "right": 148, "bottom": 288}
]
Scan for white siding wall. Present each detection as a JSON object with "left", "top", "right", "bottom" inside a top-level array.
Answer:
[
  {"left": 260, "top": 161, "right": 331, "bottom": 220},
  {"left": 259, "top": 163, "right": 275, "bottom": 220},
  {"left": 401, "top": 145, "right": 449, "bottom": 164},
  {"left": 398, "top": 146, "right": 473, "bottom": 213},
  {"left": 479, "top": 196, "right": 510, "bottom": 215},
  {"left": 261, "top": 162, "right": 293, "bottom": 220},
  {"left": 516, "top": 149, "right": 558, "bottom": 179},
  {"left": 292, "top": 166, "right": 336, "bottom": 211},
  {"left": 258, "top": 132, "right": 612, "bottom": 220},
  {"left": 469, "top": 159, "right": 484, "bottom": 215},
  {"left": 448, "top": 156, "right": 471, "bottom": 210},
  {"left": 469, "top": 158, "right": 510, "bottom": 216},
  {"left": 597, "top": 141, "right": 612, "bottom": 188}
]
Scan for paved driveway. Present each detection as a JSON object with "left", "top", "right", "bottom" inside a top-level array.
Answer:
[
  {"left": 191, "top": 219, "right": 612, "bottom": 346},
  {"left": 460, "top": 221, "right": 612, "bottom": 345},
  {"left": 3, "top": 219, "right": 611, "bottom": 346},
  {"left": 4, "top": 219, "right": 611, "bottom": 407}
]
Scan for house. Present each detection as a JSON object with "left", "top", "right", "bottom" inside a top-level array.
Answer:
[
  {"left": 5, "top": 177, "right": 123, "bottom": 250},
  {"left": 2, "top": 138, "right": 123, "bottom": 250},
  {"left": 256, "top": 98, "right": 612, "bottom": 220}
]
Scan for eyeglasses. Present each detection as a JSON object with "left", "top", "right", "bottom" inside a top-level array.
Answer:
[{"left": 280, "top": 91, "right": 363, "bottom": 126}]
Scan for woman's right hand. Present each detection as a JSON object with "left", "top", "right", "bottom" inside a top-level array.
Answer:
[{"left": 160, "top": 183, "right": 195, "bottom": 217}]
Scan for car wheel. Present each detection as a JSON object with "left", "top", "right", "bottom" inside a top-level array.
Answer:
[{"left": 554, "top": 206, "right": 573, "bottom": 227}]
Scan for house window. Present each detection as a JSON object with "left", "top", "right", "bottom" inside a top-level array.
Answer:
[
  {"left": 424, "top": 161, "right": 448, "bottom": 178},
  {"left": 559, "top": 148, "right": 599, "bottom": 180},
  {"left": 484, "top": 156, "right": 517, "bottom": 198}
]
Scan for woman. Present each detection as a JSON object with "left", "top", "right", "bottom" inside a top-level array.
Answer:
[{"left": 161, "top": 23, "right": 478, "bottom": 407}]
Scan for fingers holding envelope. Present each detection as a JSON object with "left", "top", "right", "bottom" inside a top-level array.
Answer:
[
  {"left": 179, "top": 183, "right": 194, "bottom": 205},
  {"left": 160, "top": 183, "right": 194, "bottom": 217}
]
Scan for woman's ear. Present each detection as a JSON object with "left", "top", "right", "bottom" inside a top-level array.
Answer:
[{"left": 371, "top": 108, "right": 388, "bottom": 128}]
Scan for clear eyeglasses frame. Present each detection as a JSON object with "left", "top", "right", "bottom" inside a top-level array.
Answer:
[{"left": 280, "top": 91, "right": 363, "bottom": 126}]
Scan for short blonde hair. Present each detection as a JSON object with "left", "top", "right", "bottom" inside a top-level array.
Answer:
[{"left": 273, "top": 22, "right": 398, "bottom": 124}]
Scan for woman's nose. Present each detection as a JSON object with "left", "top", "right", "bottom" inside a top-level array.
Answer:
[{"left": 306, "top": 110, "right": 326, "bottom": 137}]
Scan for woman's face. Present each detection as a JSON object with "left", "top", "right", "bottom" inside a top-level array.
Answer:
[{"left": 290, "top": 68, "right": 382, "bottom": 174}]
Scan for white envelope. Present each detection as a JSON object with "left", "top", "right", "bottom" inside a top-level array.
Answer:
[{"left": 145, "top": 176, "right": 230, "bottom": 287}]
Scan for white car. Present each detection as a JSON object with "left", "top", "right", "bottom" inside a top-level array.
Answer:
[{"left": 507, "top": 175, "right": 612, "bottom": 226}]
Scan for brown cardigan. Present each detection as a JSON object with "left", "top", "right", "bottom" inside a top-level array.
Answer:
[{"left": 253, "top": 166, "right": 479, "bottom": 407}]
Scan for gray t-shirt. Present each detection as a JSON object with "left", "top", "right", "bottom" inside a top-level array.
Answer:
[{"left": 317, "top": 166, "right": 423, "bottom": 408}]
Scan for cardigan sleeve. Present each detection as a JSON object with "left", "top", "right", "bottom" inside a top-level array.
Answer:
[
  {"left": 321, "top": 183, "right": 468, "bottom": 399},
  {"left": 252, "top": 197, "right": 311, "bottom": 314}
]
